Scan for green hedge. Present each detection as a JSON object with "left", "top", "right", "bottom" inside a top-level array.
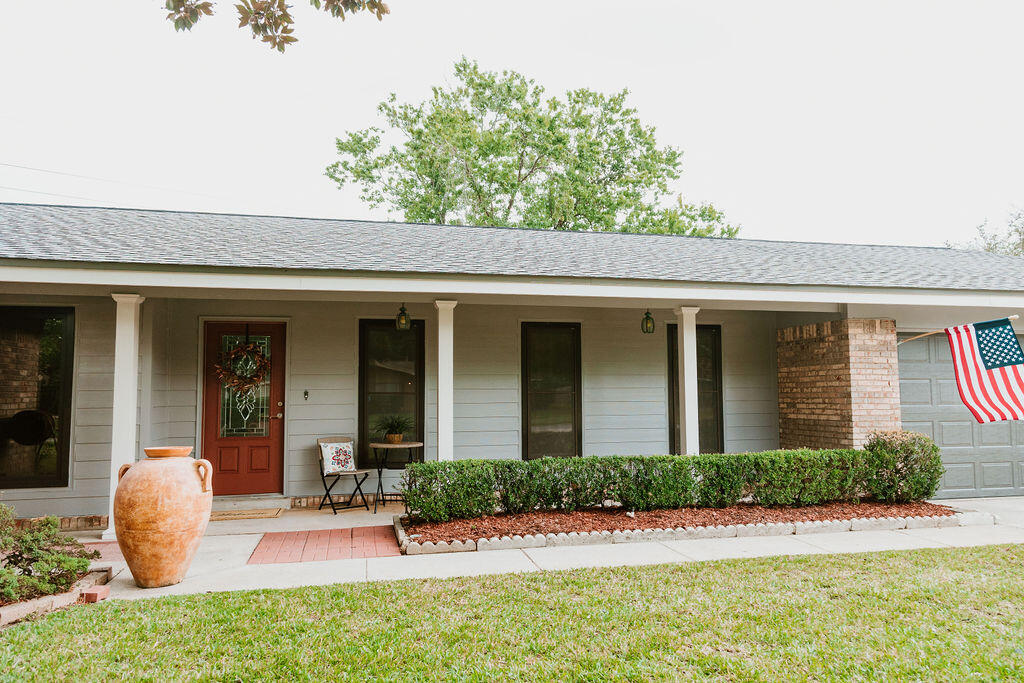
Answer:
[{"left": 401, "top": 434, "right": 944, "bottom": 522}]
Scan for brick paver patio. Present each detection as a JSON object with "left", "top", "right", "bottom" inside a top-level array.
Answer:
[{"left": 248, "top": 526, "right": 400, "bottom": 564}]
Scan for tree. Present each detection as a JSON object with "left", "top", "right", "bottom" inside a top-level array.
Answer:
[
  {"left": 326, "top": 59, "right": 739, "bottom": 237},
  {"left": 163, "top": 0, "right": 389, "bottom": 52},
  {"left": 952, "top": 210, "right": 1024, "bottom": 256}
]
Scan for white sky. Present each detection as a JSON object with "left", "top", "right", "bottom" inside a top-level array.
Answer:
[{"left": 2, "top": 1, "right": 1022, "bottom": 246}]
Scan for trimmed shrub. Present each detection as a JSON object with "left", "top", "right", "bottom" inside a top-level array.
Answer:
[
  {"left": 399, "top": 460, "right": 496, "bottom": 522},
  {"left": 492, "top": 460, "right": 541, "bottom": 515},
  {"left": 862, "top": 431, "right": 944, "bottom": 503},
  {"left": 0, "top": 504, "right": 99, "bottom": 605},
  {"left": 746, "top": 449, "right": 865, "bottom": 506},
  {"left": 691, "top": 453, "right": 750, "bottom": 508},
  {"left": 608, "top": 455, "right": 695, "bottom": 511}
]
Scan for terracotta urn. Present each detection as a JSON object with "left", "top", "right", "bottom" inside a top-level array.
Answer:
[{"left": 113, "top": 446, "right": 213, "bottom": 588}]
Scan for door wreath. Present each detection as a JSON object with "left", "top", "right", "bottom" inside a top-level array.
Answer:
[{"left": 213, "top": 341, "right": 271, "bottom": 395}]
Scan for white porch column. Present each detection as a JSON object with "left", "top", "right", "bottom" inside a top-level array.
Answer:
[
  {"left": 102, "top": 293, "right": 145, "bottom": 539},
  {"left": 435, "top": 300, "right": 457, "bottom": 462},
  {"left": 675, "top": 306, "right": 700, "bottom": 455}
]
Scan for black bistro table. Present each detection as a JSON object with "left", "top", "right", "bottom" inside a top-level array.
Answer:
[{"left": 368, "top": 441, "right": 424, "bottom": 513}]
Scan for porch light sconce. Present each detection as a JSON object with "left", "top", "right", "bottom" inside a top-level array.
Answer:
[
  {"left": 641, "top": 310, "right": 656, "bottom": 334},
  {"left": 395, "top": 303, "right": 411, "bottom": 331}
]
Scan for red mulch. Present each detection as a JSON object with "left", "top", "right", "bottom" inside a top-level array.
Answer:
[{"left": 405, "top": 501, "right": 955, "bottom": 544}]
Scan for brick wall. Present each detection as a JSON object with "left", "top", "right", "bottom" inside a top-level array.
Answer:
[
  {"left": 777, "top": 318, "right": 901, "bottom": 449},
  {"left": 0, "top": 324, "right": 41, "bottom": 419},
  {"left": 15, "top": 515, "right": 108, "bottom": 531}
]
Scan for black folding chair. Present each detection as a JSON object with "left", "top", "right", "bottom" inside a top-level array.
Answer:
[
  {"left": 316, "top": 436, "right": 370, "bottom": 514},
  {"left": 7, "top": 410, "right": 57, "bottom": 466}
]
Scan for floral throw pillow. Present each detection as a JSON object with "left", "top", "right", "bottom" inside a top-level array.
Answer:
[{"left": 319, "top": 441, "right": 355, "bottom": 474}]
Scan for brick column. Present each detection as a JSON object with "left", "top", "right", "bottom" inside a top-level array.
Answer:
[{"left": 777, "top": 318, "right": 900, "bottom": 449}]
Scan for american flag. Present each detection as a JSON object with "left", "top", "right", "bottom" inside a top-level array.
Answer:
[{"left": 946, "top": 318, "right": 1024, "bottom": 423}]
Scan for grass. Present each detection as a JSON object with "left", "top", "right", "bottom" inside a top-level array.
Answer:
[{"left": 2, "top": 545, "right": 1023, "bottom": 681}]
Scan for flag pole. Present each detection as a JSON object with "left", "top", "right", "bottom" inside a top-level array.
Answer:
[{"left": 896, "top": 314, "right": 1020, "bottom": 346}]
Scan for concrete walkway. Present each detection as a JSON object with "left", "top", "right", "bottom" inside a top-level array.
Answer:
[{"left": 95, "top": 497, "right": 1024, "bottom": 601}]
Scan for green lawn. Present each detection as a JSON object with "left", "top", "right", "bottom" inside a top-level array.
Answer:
[{"left": 2, "top": 545, "right": 1023, "bottom": 681}]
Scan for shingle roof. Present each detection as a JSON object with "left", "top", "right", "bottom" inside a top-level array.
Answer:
[{"left": 1, "top": 202, "right": 1022, "bottom": 292}]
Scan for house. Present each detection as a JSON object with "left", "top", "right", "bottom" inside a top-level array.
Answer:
[{"left": 1, "top": 203, "right": 1023, "bottom": 532}]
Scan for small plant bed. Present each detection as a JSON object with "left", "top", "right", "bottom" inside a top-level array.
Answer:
[
  {"left": 405, "top": 500, "right": 956, "bottom": 545},
  {"left": 0, "top": 569, "right": 112, "bottom": 628},
  {"left": 1, "top": 504, "right": 100, "bottom": 610}
]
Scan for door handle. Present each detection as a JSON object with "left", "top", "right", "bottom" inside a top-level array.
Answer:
[{"left": 271, "top": 412, "right": 283, "bottom": 419}]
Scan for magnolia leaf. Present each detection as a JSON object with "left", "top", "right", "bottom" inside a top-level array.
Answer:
[{"left": 165, "top": 0, "right": 391, "bottom": 51}]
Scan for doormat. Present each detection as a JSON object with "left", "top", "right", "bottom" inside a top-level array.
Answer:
[{"left": 210, "top": 508, "right": 284, "bottom": 522}]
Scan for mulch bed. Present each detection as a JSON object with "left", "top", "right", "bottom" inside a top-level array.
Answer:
[{"left": 405, "top": 501, "right": 956, "bottom": 544}]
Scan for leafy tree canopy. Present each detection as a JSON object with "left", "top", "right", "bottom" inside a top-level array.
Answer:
[
  {"left": 326, "top": 59, "right": 739, "bottom": 237},
  {"left": 164, "top": 0, "right": 389, "bottom": 52},
  {"left": 951, "top": 210, "right": 1024, "bottom": 256}
]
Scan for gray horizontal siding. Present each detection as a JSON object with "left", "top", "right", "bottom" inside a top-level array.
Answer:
[
  {"left": 2, "top": 295, "right": 783, "bottom": 517},
  {"left": 1, "top": 295, "right": 115, "bottom": 517}
]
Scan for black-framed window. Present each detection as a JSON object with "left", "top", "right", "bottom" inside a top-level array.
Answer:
[
  {"left": 357, "top": 319, "right": 425, "bottom": 469},
  {"left": 668, "top": 323, "right": 724, "bottom": 454},
  {"left": 0, "top": 306, "right": 74, "bottom": 488},
  {"left": 521, "top": 322, "right": 582, "bottom": 460}
]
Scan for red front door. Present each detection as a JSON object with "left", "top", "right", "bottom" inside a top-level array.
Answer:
[{"left": 202, "top": 322, "right": 286, "bottom": 496}]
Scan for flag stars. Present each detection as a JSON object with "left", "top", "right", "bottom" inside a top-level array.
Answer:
[{"left": 975, "top": 323, "right": 1024, "bottom": 370}]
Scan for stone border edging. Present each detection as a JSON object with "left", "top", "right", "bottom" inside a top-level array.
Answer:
[
  {"left": 395, "top": 511, "right": 994, "bottom": 556},
  {"left": 0, "top": 567, "right": 113, "bottom": 628}
]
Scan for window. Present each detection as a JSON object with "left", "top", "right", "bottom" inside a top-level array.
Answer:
[
  {"left": 0, "top": 306, "right": 74, "bottom": 488},
  {"left": 668, "top": 324, "right": 724, "bottom": 454},
  {"left": 521, "top": 322, "right": 582, "bottom": 460},
  {"left": 358, "top": 319, "right": 425, "bottom": 469}
]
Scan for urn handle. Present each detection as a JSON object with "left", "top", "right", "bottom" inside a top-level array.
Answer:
[
  {"left": 117, "top": 463, "right": 132, "bottom": 481},
  {"left": 195, "top": 458, "right": 213, "bottom": 492}
]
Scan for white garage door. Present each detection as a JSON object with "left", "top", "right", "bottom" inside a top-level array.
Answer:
[{"left": 898, "top": 333, "right": 1024, "bottom": 498}]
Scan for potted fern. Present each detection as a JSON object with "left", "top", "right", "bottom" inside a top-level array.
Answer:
[{"left": 373, "top": 414, "right": 414, "bottom": 444}]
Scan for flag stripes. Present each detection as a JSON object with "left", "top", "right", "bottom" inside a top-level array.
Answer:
[{"left": 946, "top": 323, "right": 1024, "bottom": 423}]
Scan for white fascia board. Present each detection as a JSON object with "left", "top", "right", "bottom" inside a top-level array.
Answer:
[{"left": 2, "top": 262, "right": 1024, "bottom": 309}]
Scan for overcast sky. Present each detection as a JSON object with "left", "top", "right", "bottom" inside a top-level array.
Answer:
[{"left": 2, "top": 1, "right": 1022, "bottom": 246}]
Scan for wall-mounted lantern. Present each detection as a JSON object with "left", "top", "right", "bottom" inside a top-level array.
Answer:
[
  {"left": 641, "top": 310, "right": 656, "bottom": 334},
  {"left": 395, "top": 303, "right": 411, "bottom": 331}
]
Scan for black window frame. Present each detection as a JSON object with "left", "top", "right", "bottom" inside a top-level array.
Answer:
[
  {"left": 357, "top": 318, "right": 426, "bottom": 469},
  {"left": 668, "top": 323, "right": 724, "bottom": 455},
  {"left": 0, "top": 305, "right": 75, "bottom": 489},
  {"left": 521, "top": 322, "right": 583, "bottom": 461}
]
